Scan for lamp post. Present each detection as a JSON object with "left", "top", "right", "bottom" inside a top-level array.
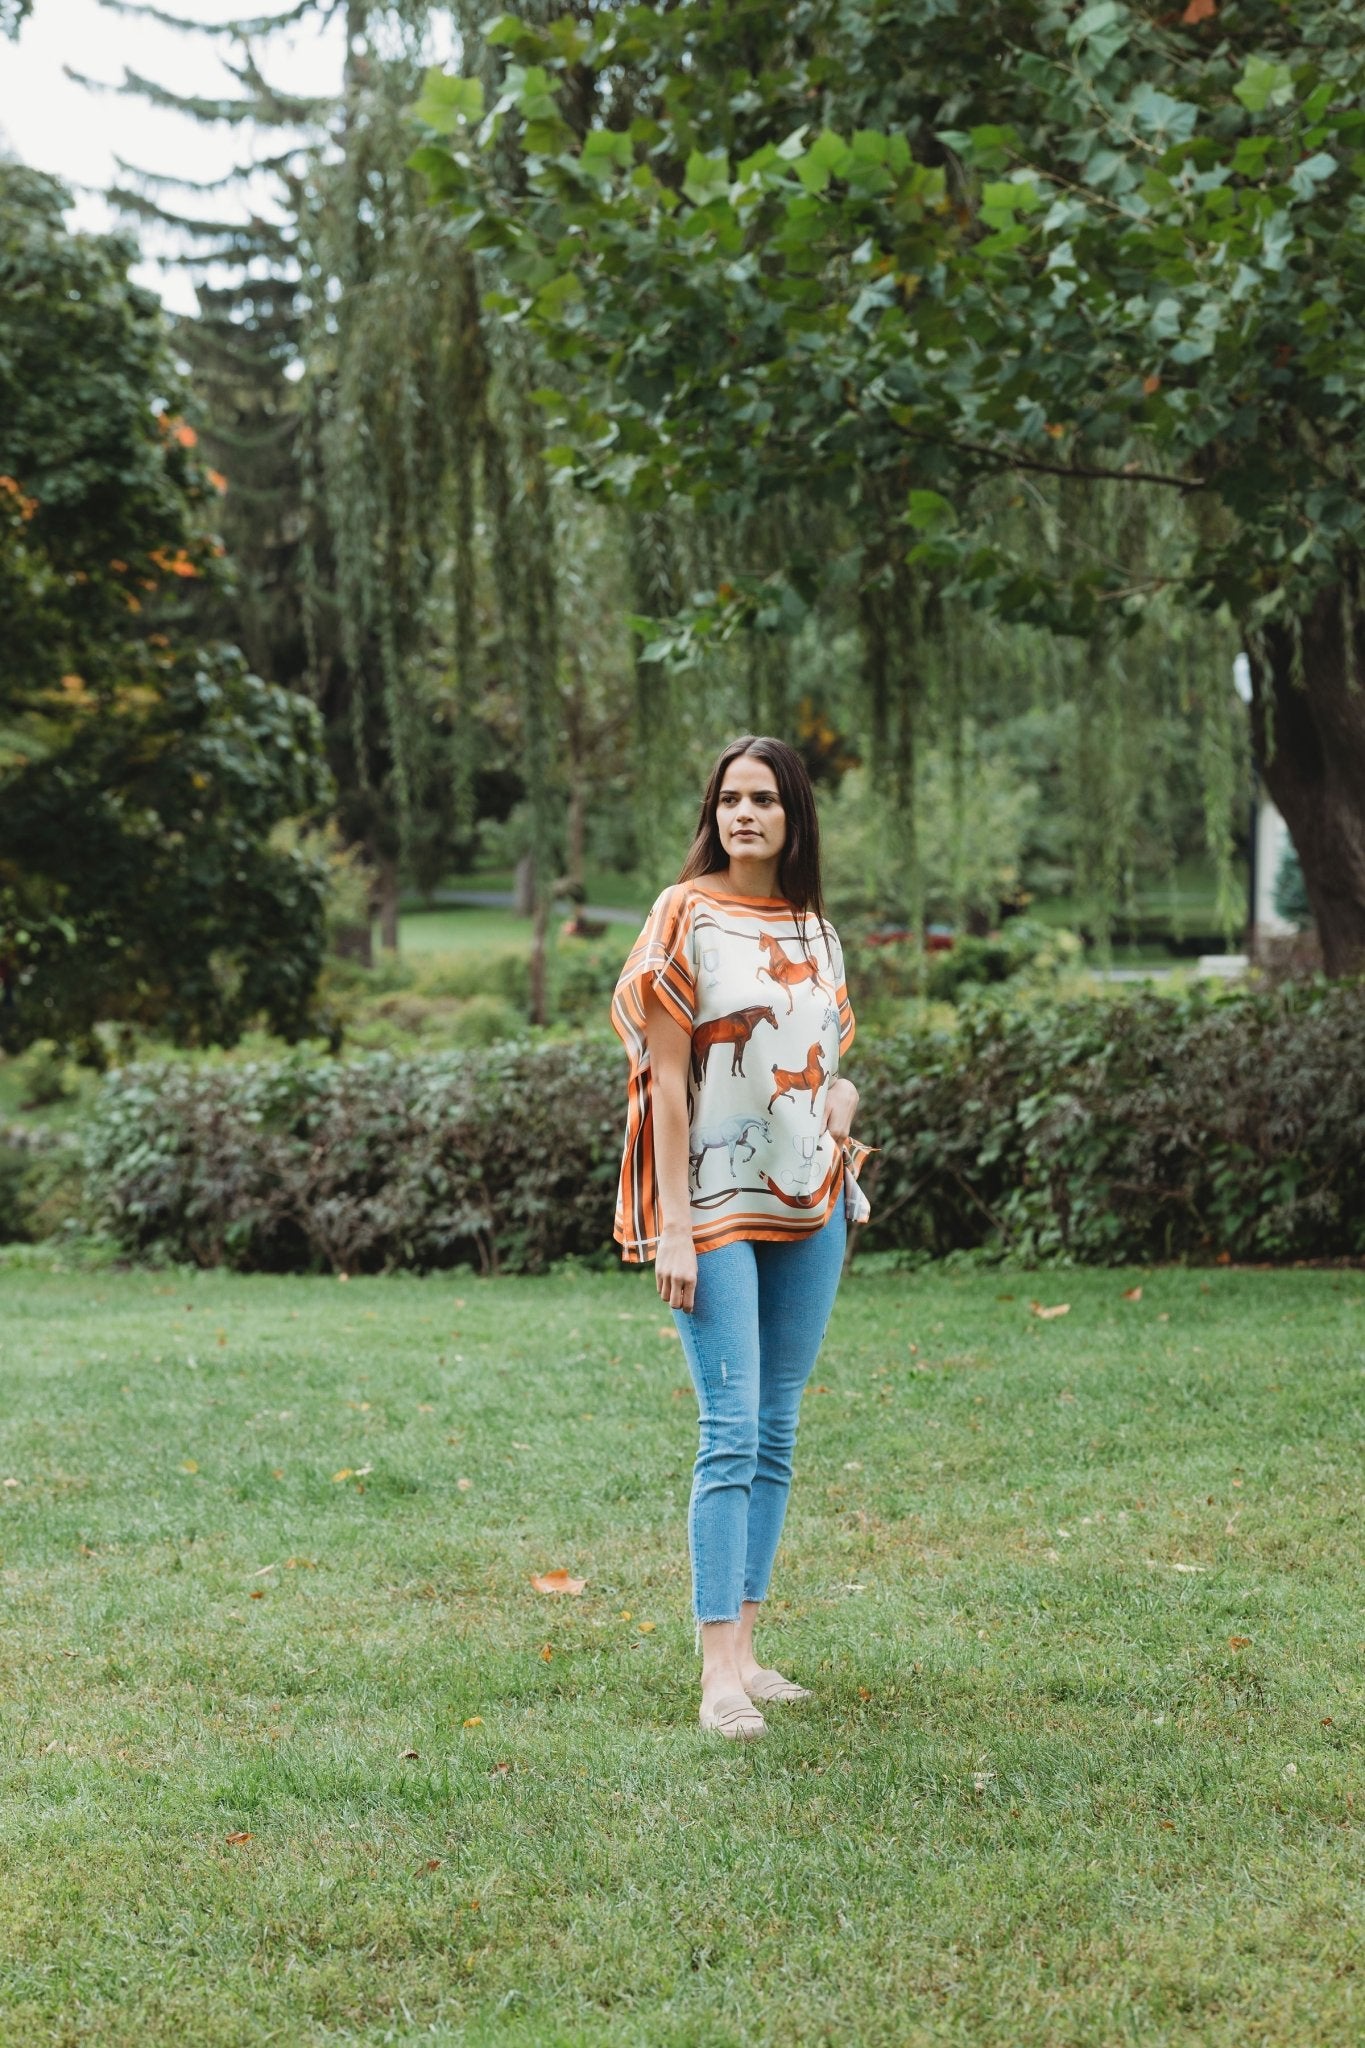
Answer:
[{"left": 1231, "top": 652, "right": 1258, "bottom": 960}]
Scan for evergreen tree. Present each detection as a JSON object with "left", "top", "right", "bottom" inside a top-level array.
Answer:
[{"left": 94, "top": 1, "right": 572, "bottom": 1013}]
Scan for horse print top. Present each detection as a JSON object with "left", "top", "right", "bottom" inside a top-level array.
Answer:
[{"left": 610, "top": 881, "right": 856, "bottom": 1262}]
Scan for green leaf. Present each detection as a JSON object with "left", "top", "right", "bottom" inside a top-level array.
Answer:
[
  {"left": 1124, "top": 84, "right": 1199, "bottom": 143},
  {"left": 413, "top": 69, "right": 485, "bottom": 134},
  {"left": 533, "top": 272, "right": 583, "bottom": 319},
  {"left": 1066, "top": 1, "right": 1130, "bottom": 70},
  {"left": 1234, "top": 56, "right": 1295, "bottom": 116},
  {"left": 906, "top": 489, "right": 955, "bottom": 532},
  {"left": 484, "top": 13, "right": 528, "bottom": 47},
  {"left": 581, "top": 129, "right": 633, "bottom": 178},
  {"left": 683, "top": 149, "right": 731, "bottom": 204},
  {"left": 1288, "top": 151, "right": 1337, "bottom": 200}
]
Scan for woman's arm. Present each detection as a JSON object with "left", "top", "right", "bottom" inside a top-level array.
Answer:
[
  {"left": 643, "top": 985, "right": 698, "bottom": 1312},
  {"left": 822, "top": 1076, "right": 859, "bottom": 1150}
]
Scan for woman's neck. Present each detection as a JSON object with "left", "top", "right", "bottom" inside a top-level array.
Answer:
[{"left": 714, "top": 854, "right": 781, "bottom": 899}]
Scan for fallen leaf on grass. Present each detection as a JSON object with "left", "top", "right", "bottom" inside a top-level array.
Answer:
[
  {"left": 225, "top": 1831, "right": 253, "bottom": 1846},
  {"left": 331, "top": 1469, "right": 353, "bottom": 1483},
  {"left": 637, "top": 1621, "right": 656, "bottom": 1634},
  {"left": 1122, "top": 1286, "right": 1143, "bottom": 1302},
  {"left": 1228, "top": 1635, "right": 1252, "bottom": 1650},
  {"left": 1029, "top": 1301, "right": 1070, "bottom": 1320},
  {"left": 421, "top": 1858, "right": 442, "bottom": 1873},
  {"left": 401, "top": 1749, "right": 419, "bottom": 1761},
  {"left": 457, "top": 1477, "right": 473, "bottom": 1492},
  {"left": 1159, "top": 1819, "right": 1176, "bottom": 1832},
  {"left": 530, "top": 1570, "right": 586, "bottom": 1595},
  {"left": 489, "top": 1761, "right": 511, "bottom": 1778},
  {"left": 539, "top": 1643, "right": 554, "bottom": 1663},
  {"left": 180, "top": 1458, "right": 199, "bottom": 1474},
  {"left": 249, "top": 1589, "right": 265, "bottom": 1601},
  {"left": 462, "top": 1717, "right": 483, "bottom": 1728}
]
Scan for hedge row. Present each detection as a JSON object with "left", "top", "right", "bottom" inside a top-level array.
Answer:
[{"left": 84, "top": 981, "right": 1365, "bottom": 1272}]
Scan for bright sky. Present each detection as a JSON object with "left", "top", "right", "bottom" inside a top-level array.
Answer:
[{"left": 1, "top": 0, "right": 363, "bottom": 312}]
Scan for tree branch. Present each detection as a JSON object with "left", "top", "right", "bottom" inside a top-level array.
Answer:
[{"left": 888, "top": 419, "right": 1204, "bottom": 493}]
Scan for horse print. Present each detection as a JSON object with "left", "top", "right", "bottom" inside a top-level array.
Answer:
[
  {"left": 755, "top": 931, "right": 830, "bottom": 1015},
  {"left": 767, "top": 1042, "right": 826, "bottom": 1115},
  {"left": 689, "top": 1112, "right": 771, "bottom": 1188},
  {"left": 689, "top": 1004, "right": 779, "bottom": 1085}
]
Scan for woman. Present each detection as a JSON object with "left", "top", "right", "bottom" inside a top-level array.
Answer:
[{"left": 610, "top": 735, "right": 867, "bottom": 1739}]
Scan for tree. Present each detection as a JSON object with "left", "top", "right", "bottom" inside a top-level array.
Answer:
[
  {"left": 415, "top": 0, "right": 1365, "bottom": 971},
  {"left": 98, "top": 1, "right": 581, "bottom": 1018},
  {"left": 0, "top": 165, "right": 332, "bottom": 1053}
]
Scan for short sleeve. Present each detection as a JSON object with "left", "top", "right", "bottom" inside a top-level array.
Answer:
[
  {"left": 827, "top": 925, "right": 856, "bottom": 1054},
  {"left": 610, "top": 886, "right": 698, "bottom": 1048}
]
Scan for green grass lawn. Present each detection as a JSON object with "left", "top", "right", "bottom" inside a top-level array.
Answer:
[
  {"left": 412, "top": 869, "right": 650, "bottom": 914},
  {"left": 1, "top": 1257, "right": 1362, "bottom": 2046}
]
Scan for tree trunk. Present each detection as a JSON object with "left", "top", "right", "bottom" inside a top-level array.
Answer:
[
  {"left": 529, "top": 862, "right": 549, "bottom": 1028},
  {"left": 375, "top": 856, "right": 400, "bottom": 955},
  {"left": 565, "top": 777, "right": 586, "bottom": 897},
  {"left": 1250, "top": 585, "right": 1365, "bottom": 977}
]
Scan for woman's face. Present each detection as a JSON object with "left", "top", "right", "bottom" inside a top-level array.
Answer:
[{"left": 716, "top": 754, "right": 787, "bottom": 864}]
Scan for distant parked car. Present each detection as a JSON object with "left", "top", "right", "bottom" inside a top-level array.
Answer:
[{"left": 865, "top": 923, "right": 955, "bottom": 953}]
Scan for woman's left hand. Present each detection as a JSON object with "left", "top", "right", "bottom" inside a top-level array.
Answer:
[{"left": 822, "top": 1076, "right": 859, "bottom": 1150}]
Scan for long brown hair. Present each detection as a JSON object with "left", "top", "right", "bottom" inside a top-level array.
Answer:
[{"left": 676, "top": 735, "right": 827, "bottom": 928}]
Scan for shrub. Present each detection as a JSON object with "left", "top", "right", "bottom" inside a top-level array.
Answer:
[
  {"left": 0, "top": 1123, "right": 82, "bottom": 1243},
  {"left": 855, "top": 979, "right": 1365, "bottom": 1263},
  {"left": 82, "top": 981, "right": 1365, "bottom": 1273},
  {"left": 844, "top": 917, "right": 1081, "bottom": 1028},
  {"left": 85, "top": 1040, "right": 625, "bottom": 1275}
]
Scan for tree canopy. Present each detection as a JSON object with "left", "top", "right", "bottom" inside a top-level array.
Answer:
[
  {"left": 0, "top": 166, "right": 332, "bottom": 1053},
  {"left": 415, "top": 0, "right": 1365, "bottom": 970}
]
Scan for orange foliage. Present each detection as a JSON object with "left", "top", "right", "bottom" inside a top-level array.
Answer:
[
  {"left": 0, "top": 475, "right": 39, "bottom": 521},
  {"left": 149, "top": 547, "right": 201, "bottom": 580}
]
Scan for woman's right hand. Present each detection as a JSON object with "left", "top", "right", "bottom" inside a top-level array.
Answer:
[{"left": 656, "top": 1224, "right": 698, "bottom": 1314}]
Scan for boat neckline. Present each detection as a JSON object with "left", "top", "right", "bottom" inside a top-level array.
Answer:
[{"left": 686, "top": 879, "right": 804, "bottom": 909}]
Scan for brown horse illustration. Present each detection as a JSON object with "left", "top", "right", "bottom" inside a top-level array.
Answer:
[
  {"left": 690, "top": 1004, "right": 778, "bottom": 1085},
  {"left": 755, "top": 931, "right": 829, "bottom": 1015},
  {"left": 767, "top": 1042, "right": 826, "bottom": 1115}
]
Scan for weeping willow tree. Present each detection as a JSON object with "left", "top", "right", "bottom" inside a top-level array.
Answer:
[
  {"left": 93, "top": 0, "right": 573, "bottom": 1014},
  {"left": 415, "top": 0, "right": 1365, "bottom": 970}
]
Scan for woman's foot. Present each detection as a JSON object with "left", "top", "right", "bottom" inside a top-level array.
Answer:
[
  {"left": 741, "top": 1664, "right": 812, "bottom": 1703},
  {"left": 699, "top": 1689, "right": 767, "bottom": 1738}
]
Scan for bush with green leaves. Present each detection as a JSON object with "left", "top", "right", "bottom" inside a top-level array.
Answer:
[
  {"left": 84, "top": 1040, "right": 625, "bottom": 1275},
  {"left": 856, "top": 980, "right": 1365, "bottom": 1263},
  {"left": 82, "top": 979, "right": 1365, "bottom": 1272},
  {"left": 844, "top": 918, "right": 1081, "bottom": 1030}
]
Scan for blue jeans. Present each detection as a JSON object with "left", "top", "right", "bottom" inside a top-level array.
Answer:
[{"left": 671, "top": 1206, "right": 847, "bottom": 1623}]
